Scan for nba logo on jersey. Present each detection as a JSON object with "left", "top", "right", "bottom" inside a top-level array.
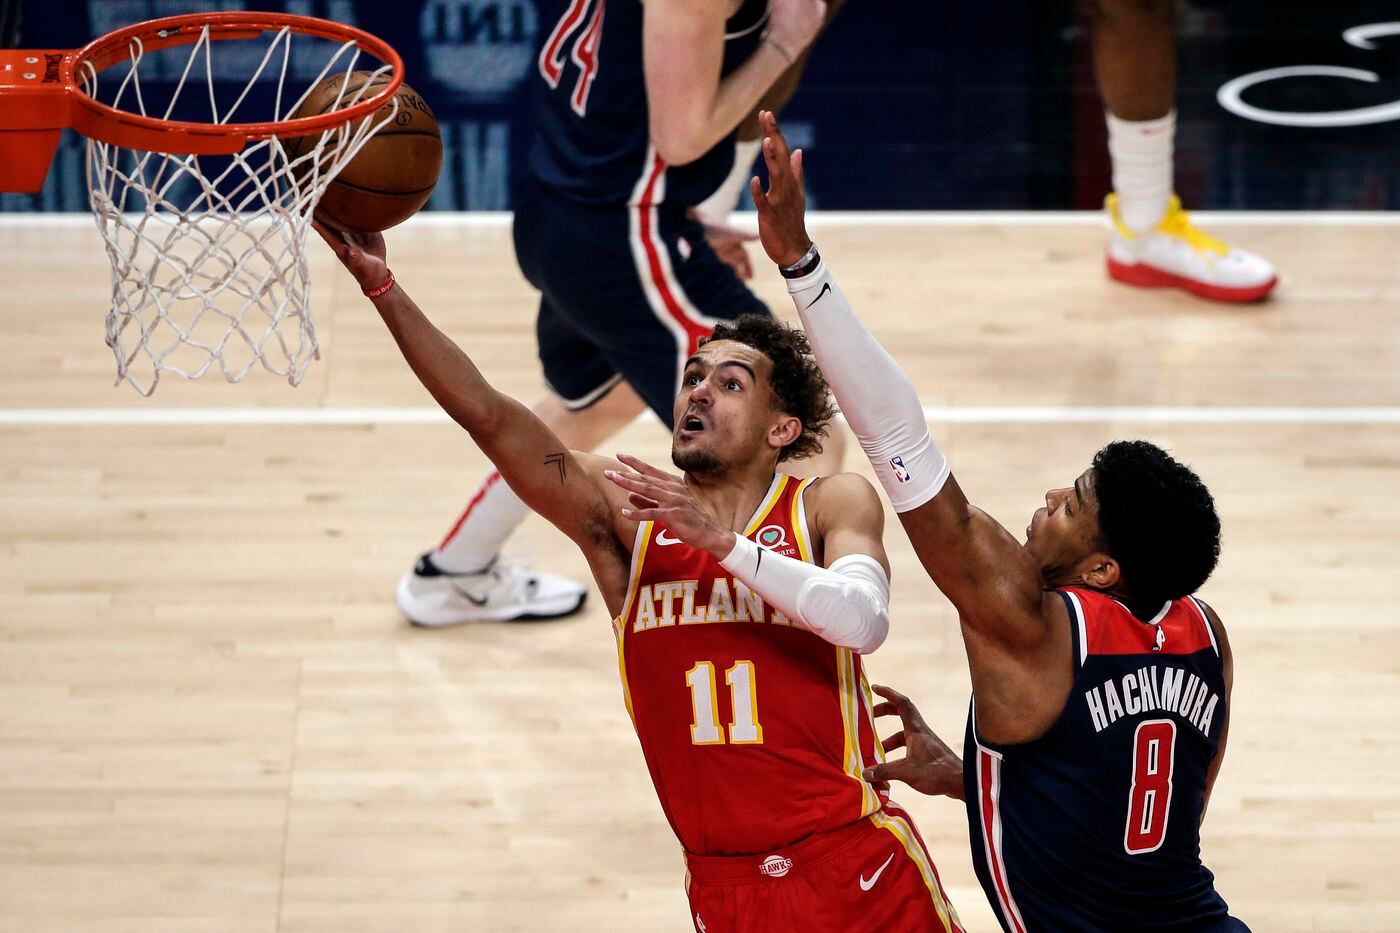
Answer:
[
  {"left": 760, "top": 854, "right": 793, "bottom": 878},
  {"left": 1153, "top": 624, "right": 1166, "bottom": 651},
  {"left": 421, "top": 0, "right": 538, "bottom": 98},
  {"left": 890, "top": 456, "right": 912, "bottom": 484}
]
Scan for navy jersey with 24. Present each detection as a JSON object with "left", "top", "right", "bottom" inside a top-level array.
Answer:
[
  {"left": 528, "top": 0, "right": 770, "bottom": 208},
  {"left": 965, "top": 587, "right": 1244, "bottom": 932}
]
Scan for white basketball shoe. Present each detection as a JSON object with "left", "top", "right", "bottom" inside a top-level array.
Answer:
[
  {"left": 1106, "top": 193, "right": 1277, "bottom": 303},
  {"left": 396, "top": 552, "right": 587, "bottom": 627}
]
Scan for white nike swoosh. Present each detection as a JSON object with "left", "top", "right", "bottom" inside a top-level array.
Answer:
[
  {"left": 859, "top": 852, "right": 895, "bottom": 892},
  {"left": 655, "top": 529, "right": 684, "bottom": 546}
]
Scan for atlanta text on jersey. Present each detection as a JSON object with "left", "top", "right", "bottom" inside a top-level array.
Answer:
[{"left": 630, "top": 577, "right": 796, "bottom": 633}]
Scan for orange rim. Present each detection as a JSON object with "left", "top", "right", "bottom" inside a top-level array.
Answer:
[{"left": 64, "top": 11, "right": 404, "bottom": 154}]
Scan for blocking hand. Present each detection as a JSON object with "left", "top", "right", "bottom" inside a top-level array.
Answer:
[
  {"left": 862, "top": 685, "right": 966, "bottom": 801},
  {"left": 749, "top": 110, "right": 814, "bottom": 269}
]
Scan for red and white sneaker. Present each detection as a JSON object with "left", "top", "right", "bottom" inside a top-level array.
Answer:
[{"left": 1105, "top": 193, "right": 1277, "bottom": 303}]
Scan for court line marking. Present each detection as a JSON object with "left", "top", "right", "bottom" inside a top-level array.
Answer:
[
  {"left": 3, "top": 211, "right": 1399, "bottom": 228},
  {"left": 3, "top": 406, "right": 1398, "bottom": 426}
]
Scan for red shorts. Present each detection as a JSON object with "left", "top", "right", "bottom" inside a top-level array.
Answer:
[{"left": 683, "top": 802, "right": 963, "bottom": 933}]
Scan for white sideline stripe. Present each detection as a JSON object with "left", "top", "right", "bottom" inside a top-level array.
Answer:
[
  {"left": 3, "top": 406, "right": 1399, "bottom": 427},
  {"left": 3, "top": 210, "right": 1400, "bottom": 228}
]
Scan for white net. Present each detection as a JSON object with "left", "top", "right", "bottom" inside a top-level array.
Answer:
[{"left": 80, "top": 25, "right": 398, "bottom": 395}]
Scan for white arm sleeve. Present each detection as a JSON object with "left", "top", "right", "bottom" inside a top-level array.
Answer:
[
  {"left": 787, "top": 259, "right": 950, "bottom": 513},
  {"left": 720, "top": 533, "right": 890, "bottom": 654}
]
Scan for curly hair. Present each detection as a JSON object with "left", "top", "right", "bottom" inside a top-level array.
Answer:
[
  {"left": 1091, "top": 440, "right": 1222, "bottom": 610},
  {"left": 701, "top": 315, "right": 835, "bottom": 462}
]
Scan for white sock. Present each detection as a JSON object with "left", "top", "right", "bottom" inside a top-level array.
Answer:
[
  {"left": 693, "top": 137, "right": 763, "bottom": 223},
  {"left": 1106, "top": 110, "right": 1175, "bottom": 235},
  {"left": 432, "top": 469, "right": 530, "bottom": 574}
]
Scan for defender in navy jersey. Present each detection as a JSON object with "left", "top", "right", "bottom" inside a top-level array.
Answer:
[
  {"left": 963, "top": 585, "right": 1239, "bottom": 931},
  {"left": 746, "top": 112, "right": 1247, "bottom": 931},
  {"left": 396, "top": 0, "right": 843, "bottom": 627}
]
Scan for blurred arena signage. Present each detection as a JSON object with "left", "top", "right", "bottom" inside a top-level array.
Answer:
[
  {"left": 1218, "top": 23, "right": 1400, "bottom": 127},
  {"left": 421, "top": 0, "right": 537, "bottom": 99},
  {"left": 5, "top": 1, "right": 1399, "bottom": 212}
]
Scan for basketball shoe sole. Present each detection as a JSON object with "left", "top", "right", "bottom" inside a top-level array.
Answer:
[{"left": 1105, "top": 193, "right": 1277, "bottom": 304}]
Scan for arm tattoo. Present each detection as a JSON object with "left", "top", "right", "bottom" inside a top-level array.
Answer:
[{"left": 543, "top": 452, "right": 567, "bottom": 485}]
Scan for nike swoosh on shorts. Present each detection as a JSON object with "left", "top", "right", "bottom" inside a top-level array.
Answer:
[{"left": 859, "top": 852, "right": 895, "bottom": 892}]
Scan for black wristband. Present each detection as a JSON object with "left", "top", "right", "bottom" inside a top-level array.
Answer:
[{"left": 779, "top": 243, "right": 820, "bottom": 279}]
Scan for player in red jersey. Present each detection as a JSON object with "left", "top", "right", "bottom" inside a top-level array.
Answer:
[
  {"left": 750, "top": 111, "right": 1245, "bottom": 930},
  {"left": 313, "top": 221, "right": 961, "bottom": 932}
]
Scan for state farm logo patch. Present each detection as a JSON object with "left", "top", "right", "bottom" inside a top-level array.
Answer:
[{"left": 755, "top": 525, "right": 798, "bottom": 558}]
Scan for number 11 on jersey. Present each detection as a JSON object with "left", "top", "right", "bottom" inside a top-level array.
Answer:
[{"left": 686, "top": 660, "right": 764, "bottom": 745}]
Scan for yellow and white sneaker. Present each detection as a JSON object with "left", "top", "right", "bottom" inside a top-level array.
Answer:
[{"left": 1106, "top": 193, "right": 1277, "bottom": 303}]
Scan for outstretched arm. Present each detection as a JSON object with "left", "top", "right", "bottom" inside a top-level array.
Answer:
[
  {"left": 315, "top": 223, "right": 622, "bottom": 557},
  {"left": 749, "top": 112, "right": 1048, "bottom": 646}
]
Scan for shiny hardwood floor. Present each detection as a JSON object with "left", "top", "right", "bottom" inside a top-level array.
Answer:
[{"left": 2, "top": 214, "right": 1398, "bottom": 931}]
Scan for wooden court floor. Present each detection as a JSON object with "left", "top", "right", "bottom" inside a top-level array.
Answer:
[{"left": 1, "top": 214, "right": 1398, "bottom": 931}]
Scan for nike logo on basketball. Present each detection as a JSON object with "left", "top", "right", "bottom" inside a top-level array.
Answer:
[
  {"left": 656, "top": 529, "right": 684, "bottom": 546},
  {"left": 859, "top": 853, "right": 894, "bottom": 892},
  {"left": 805, "top": 282, "right": 831, "bottom": 308}
]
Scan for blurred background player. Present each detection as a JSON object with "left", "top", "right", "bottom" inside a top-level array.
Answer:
[
  {"left": 396, "top": 0, "right": 843, "bottom": 627},
  {"left": 317, "top": 219, "right": 961, "bottom": 930},
  {"left": 1093, "top": 0, "right": 1276, "bottom": 301},
  {"left": 751, "top": 110, "right": 1245, "bottom": 930}
]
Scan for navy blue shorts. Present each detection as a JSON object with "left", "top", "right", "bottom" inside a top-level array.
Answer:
[{"left": 512, "top": 178, "right": 769, "bottom": 426}]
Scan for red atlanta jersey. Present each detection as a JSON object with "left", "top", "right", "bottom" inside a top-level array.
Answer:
[{"left": 612, "top": 472, "right": 886, "bottom": 857}]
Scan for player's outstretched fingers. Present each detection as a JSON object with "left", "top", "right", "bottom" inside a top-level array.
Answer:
[
  {"left": 874, "top": 684, "right": 934, "bottom": 735},
  {"left": 604, "top": 469, "right": 665, "bottom": 503},
  {"left": 862, "top": 759, "right": 911, "bottom": 785},
  {"left": 871, "top": 683, "right": 910, "bottom": 706},
  {"left": 760, "top": 110, "right": 791, "bottom": 166},
  {"left": 616, "top": 452, "right": 677, "bottom": 481},
  {"left": 764, "top": 113, "right": 801, "bottom": 188},
  {"left": 626, "top": 491, "right": 659, "bottom": 511},
  {"left": 881, "top": 729, "right": 907, "bottom": 754},
  {"left": 761, "top": 140, "right": 790, "bottom": 198},
  {"left": 750, "top": 176, "right": 767, "bottom": 211}
]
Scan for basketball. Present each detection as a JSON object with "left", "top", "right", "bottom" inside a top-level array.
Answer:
[{"left": 288, "top": 71, "right": 442, "bottom": 234}]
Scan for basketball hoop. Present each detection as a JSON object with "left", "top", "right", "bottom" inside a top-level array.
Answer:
[{"left": 0, "top": 13, "right": 406, "bottom": 394}]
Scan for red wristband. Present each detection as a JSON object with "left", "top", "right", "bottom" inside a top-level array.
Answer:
[{"left": 363, "top": 269, "right": 395, "bottom": 298}]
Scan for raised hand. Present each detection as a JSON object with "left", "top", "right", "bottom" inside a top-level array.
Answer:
[
  {"left": 311, "top": 218, "right": 389, "bottom": 292},
  {"left": 605, "top": 453, "right": 733, "bottom": 558},
  {"left": 749, "top": 110, "right": 814, "bottom": 269},
  {"left": 861, "top": 685, "right": 966, "bottom": 801}
]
